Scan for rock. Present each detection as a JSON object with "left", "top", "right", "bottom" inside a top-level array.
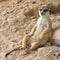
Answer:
[{"left": 51, "top": 28, "right": 60, "bottom": 45}]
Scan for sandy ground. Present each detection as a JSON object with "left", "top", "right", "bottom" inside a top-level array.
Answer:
[{"left": 0, "top": 0, "right": 60, "bottom": 60}]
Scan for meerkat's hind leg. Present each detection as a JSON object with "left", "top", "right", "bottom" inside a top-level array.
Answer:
[
  {"left": 21, "top": 34, "right": 30, "bottom": 49},
  {"left": 24, "top": 42, "right": 38, "bottom": 54},
  {"left": 29, "top": 42, "right": 39, "bottom": 51}
]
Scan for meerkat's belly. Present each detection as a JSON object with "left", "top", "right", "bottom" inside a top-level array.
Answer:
[
  {"left": 32, "top": 26, "right": 52, "bottom": 44},
  {"left": 39, "top": 31, "right": 52, "bottom": 45},
  {"left": 30, "top": 31, "right": 51, "bottom": 45},
  {"left": 32, "top": 25, "right": 45, "bottom": 40}
]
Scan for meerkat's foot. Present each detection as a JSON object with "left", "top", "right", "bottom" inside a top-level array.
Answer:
[{"left": 29, "top": 42, "right": 39, "bottom": 51}]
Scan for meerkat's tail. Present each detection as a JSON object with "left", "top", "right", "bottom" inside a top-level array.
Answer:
[
  {"left": 5, "top": 50, "right": 13, "bottom": 57},
  {"left": 5, "top": 45, "right": 22, "bottom": 57}
]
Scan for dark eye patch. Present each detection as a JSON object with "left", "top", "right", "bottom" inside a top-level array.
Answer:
[
  {"left": 43, "top": 9, "right": 48, "bottom": 12},
  {"left": 58, "top": 53, "right": 60, "bottom": 56},
  {"left": 40, "top": 7, "right": 49, "bottom": 13}
]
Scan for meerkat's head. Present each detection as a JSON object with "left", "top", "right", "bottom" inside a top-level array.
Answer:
[
  {"left": 39, "top": 7, "right": 50, "bottom": 17},
  {"left": 54, "top": 52, "right": 60, "bottom": 60}
]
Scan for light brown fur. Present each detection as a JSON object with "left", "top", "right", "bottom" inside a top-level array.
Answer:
[{"left": 5, "top": 7, "right": 53, "bottom": 57}]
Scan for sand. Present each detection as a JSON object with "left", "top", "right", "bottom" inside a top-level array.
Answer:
[{"left": 0, "top": 0, "right": 60, "bottom": 60}]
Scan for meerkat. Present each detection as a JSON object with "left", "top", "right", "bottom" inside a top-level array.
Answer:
[
  {"left": 35, "top": 46, "right": 60, "bottom": 60},
  {"left": 54, "top": 52, "right": 60, "bottom": 60},
  {"left": 5, "top": 7, "right": 53, "bottom": 57}
]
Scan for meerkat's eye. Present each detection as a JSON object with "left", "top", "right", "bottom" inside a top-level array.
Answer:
[
  {"left": 43, "top": 9, "right": 48, "bottom": 12},
  {"left": 58, "top": 53, "right": 60, "bottom": 56}
]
